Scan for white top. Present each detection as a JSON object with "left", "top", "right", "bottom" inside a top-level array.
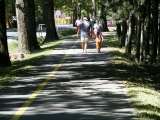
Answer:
[
  {"left": 75, "top": 19, "right": 82, "bottom": 26},
  {"left": 93, "top": 23, "right": 102, "bottom": 33}
]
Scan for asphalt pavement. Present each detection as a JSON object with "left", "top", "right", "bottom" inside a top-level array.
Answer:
[{"left": 0, "top": 32, "right": 137, "bottom": 120}]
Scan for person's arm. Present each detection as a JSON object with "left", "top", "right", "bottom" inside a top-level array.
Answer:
[
  {"left": 77, "top": 23, "right": 81, "bottom": 37},
  {"left": 101, "top": 33, "right": 104, "bottom": 42},
  {"left": 89, "top": 24, "right": 92, "bottom": 37}
]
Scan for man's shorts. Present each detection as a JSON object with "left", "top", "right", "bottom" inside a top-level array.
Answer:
[{"left": 81, "top": 36, "right": 89, "bottom": 42}]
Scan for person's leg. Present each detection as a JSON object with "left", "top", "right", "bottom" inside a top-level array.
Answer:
[
  {"left": 81, "top": 37, "right": 85, "bottom": 53},
  {"left": 81, "top": 42, "right": 85, "bottom": 53},
  {"left": 77, "top": 25, "right": 80, "bottom": 38},
  {"left": 84, "top": 42, "right": 88, "bottom": 53},
  {"left": 99, "top": 41, "right": 102, "bottom": 52},
  {"left": 84, "top": 37, "right": 89, "bottom": 53},
  {"left": 96, "top": 40, "right": 98, "bottom": 50},
  {"left": 92, "top": 28, "right": 95, "bottom": 38},
  {"left": 96, "top": 40, "right": 101, "bottom": 53}
]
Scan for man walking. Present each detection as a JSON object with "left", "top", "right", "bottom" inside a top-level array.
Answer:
[{"left": 78, "top": 17, "right": 92, "bottom": 53}]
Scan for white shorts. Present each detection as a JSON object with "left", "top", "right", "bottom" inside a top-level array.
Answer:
[
  {"left": 81, "top": 36, "right": 89, "bottom": 42},
  {"left": 94, "top": 29, "right": 97, "bottom": 34}
]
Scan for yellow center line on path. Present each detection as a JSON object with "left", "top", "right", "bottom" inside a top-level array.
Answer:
[{"left": 11, "top": 39, "right": 79, "bottom": 120}]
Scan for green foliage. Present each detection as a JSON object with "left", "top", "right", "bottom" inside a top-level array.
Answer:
[
  {"left": 5, "top": 0, "right": 15, "bottom": 13},
  {"left": 54, "top": 0, "right": 93, "bottom": 17},
  {"left": 34, "top": 0, "right": 44, "bottom": 24},
  {"left": 106, "top": 0, "right": 133, "bottom": 22}
]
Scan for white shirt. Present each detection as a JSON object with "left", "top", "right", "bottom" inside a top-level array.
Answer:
[
  {"left": 93, "top": 23, "right": 101, "bottom": 33},
  {"left": 75, "top": 19, "right": 82, "bottom": 26}
]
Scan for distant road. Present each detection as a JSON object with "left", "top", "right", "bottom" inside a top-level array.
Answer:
[{"left": 7, "top": 24, "right": 76, "bottom": 42}]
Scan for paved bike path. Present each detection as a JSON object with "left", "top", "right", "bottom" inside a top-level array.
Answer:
[{"left": 0, "top": 35, "right": 137, "bottom": 120}]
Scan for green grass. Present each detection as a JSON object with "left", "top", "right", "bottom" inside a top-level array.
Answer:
[
  {"left": 108, "top": 26, "right": 117, "bottom": 31},
  {"left": 8, "top": 40, "right": 18, "bottom": 53},
  {"left": 0, "top": 29, "right": 76, "bottom": 88},
  {"left": 104, "top": 35, "right": 160, "bottom": 120}
]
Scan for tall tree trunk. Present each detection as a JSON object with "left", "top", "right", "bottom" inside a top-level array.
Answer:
[
  {"left": 77, "top": 3, "right": 81, "bottom": 18},
  {"left": 16, "top": 0, "right": 31, "bottom": 54},
  {"left": 92, "top": 0, "right": 96, "bottom": 20},
  {"left": 43, "top": 0, "right": 59, "bottom": 41},
  {"left": 125, "top": 13, "right": 133, "bottom": 54},
  {"left": 135, "top": 14, "right": 141, "bottom": 63},
  {"left": 99, "top": 0, "right": 109, "bottom": 31},
  {"left": 0, "top": 0, "right": 11, "bottom": 67},
  {"left": 26, "top": 0, "right": 40, "bottom": 50},
  {"left": 120, "top": 21, "right": 127, "bottom": 47},
  {"left": 144, "top": 0, "right": 151, "bottom": 56},
  {"left": 140, "top": 20, "right": 144, "bottom": 64},
  {"left": 116, "top": 23, "right": 121, "bottom": 41},
  {"left": 159, "top": 9, "right": 160, "bottom": 55},
  {"left": 152, "top": 0, "right": 158, "bottom": 59},
  {"left": 72, "top": 0, "right": 76, "bottom": 27}
]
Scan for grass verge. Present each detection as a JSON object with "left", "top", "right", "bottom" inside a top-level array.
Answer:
[{"left": 104, "top": 35, "right": 160, "bottom": 120}]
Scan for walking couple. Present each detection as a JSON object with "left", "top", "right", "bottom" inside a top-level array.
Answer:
[{"left": 77, "top": 17, "right": 103, "bottom": 53}]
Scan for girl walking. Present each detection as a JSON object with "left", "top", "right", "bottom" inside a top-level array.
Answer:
[{"left": 95, "top": 31, "right": 103, "bottom": 53}]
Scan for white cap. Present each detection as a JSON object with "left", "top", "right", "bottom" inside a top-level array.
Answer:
[{"left": 83, "top": 17, "right": 88, "bottom": 20}]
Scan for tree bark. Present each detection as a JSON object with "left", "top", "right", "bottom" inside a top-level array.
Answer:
[
  {"left": 72, "top": 1, "right": 77, "bottom": 27},
  {"left": 144, "top": 0, "right": 151, "bottom": 56},
  {"left": 159, "top": 11, "right": 160, "bottom": 55},
  {"left": 77, "top": 3, "right": 81, "bottom": 18},
  {"left": 135, "top": 14, "right": 141, "bottom": 63},
  {"left": 16, "top": 0, "right": 31, "bottom": 54},
  {"left": 99, "top": 2, "right": 109, "bottom": 32},
  {"left": 125, "top": 13, "right": 133, "bottom": 54},
  {"left": 120, "top": 21, "right": 127, "bottom": 47},
  {"left": 92, "top": 0, "right": 96, "bottom": 20},
  {"left": 116, "top": 23, "right": 121, "bottom": 41},
  {"left": 152, "top": 0, "right": 158, "bottom": 59},
  {"left": 25, "top": 0, "right": 40, "bottom": 50},
  {"left": 0, "top": 0, "right": 11, "bottom": 67},
  {"left": 140, "top": 20, "right": 144, "bottom": 64},
  {"left": 43, "top": 0, "right": 59, "bottom": 41}
]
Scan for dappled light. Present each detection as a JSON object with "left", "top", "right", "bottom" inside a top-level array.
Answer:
[
  {"left": 0, "top": 35, "right": 137, "bottom": 119},
  {"left": 105, "top": 37, "right": 160, "bottom": 120}
]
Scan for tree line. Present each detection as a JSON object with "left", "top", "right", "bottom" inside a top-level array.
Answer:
[
  {"left": 0, "top": 0, "right": 160, "bottom": 67},
  {"left": 107, "top": 0, "right": 160, "bottom": 64}
]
